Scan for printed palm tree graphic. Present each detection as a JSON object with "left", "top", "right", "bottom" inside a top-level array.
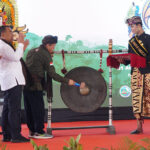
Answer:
[
  {"left": 65, "top": 35, "right": 72, "bottom": 50},
  {"left": 65, "top": 35, "right": 72, "bottom": 42}
]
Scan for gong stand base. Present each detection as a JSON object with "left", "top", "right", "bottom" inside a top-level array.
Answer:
[
  {"left": 106, "top": 125, "right": 116, "bottom": 134},
  {"left": 49, "top": 125, "right": 116, "bottom": 135},
  {"left": 46, "top": 127, "right": 53, "bottom": 135}
]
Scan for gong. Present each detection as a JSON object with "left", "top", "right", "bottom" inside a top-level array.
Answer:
[{"left": 60, "top": 66, "right": 107, "bottom": 113}]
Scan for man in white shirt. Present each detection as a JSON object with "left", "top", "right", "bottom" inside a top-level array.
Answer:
[{"left": 0, "top": 26, "right": 29, "bottom": 143}]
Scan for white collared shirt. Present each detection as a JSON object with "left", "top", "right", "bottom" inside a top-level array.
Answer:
[{"left": 0, "top": 40, "right": 25, "bottom": 91}]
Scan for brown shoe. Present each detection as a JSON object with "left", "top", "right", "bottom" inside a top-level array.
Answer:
[{"left": 130, "top": 129, "right": 143, "bottom": 134}]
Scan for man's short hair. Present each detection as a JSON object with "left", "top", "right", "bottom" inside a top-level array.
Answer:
[
  {"left": 0, "top": 26, "right": 12, "bottom": 37},
  {"left": 42, "top": 35, "right": 58, "bottom": 46},
  {"left": 0, "top": 26, "right": 7, "bottom": 37}
]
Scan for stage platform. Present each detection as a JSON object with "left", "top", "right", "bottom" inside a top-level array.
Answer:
[{"left": 1, "top": 119, "right": 150, "bottom": 150}]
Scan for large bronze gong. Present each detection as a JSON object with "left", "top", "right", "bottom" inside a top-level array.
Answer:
[{"left": 60, "top": 67, "right": 107, "bottom": 113}]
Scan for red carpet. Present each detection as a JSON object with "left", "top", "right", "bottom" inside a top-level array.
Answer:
[{"left": 1, "top": 120, "right": 150, "bottom": 150}]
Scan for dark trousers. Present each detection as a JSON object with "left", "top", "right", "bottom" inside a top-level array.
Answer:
[
  {"left": 2, "top": 85, "right": 22, "bottom": 139},
  {"left": 23, "top": 90, "right": 45, "bottom": 134}
]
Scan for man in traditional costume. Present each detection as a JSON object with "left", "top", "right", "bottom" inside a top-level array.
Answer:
[{"left": 126, "top": 16, "right": 150, "bottom": 134}]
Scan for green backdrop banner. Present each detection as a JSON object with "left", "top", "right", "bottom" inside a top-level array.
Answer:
[{"left": 23, "top": 33, "right": 131, "bottom": 109}]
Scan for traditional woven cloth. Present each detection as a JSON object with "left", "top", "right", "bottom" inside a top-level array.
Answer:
[{"left": 131, "top": 68, "right": 150, "bottom": 118}]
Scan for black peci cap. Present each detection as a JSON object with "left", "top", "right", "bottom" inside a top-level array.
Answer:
[{"left": 42, "top": 35, "right": 58, "bottom": 45}]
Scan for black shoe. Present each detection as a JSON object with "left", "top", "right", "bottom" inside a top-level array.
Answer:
[
  {"left": 130, "top": 129, "right": 143, "bottom": 134},
  {"left": 2, "top": 137, "right": 11, "bottom": 142},
  {"left": 11, "top": 136, "right": 30, "bottom": 143},
  {"left": 2, "top": 135, "right": 11, "bottom": 142}
]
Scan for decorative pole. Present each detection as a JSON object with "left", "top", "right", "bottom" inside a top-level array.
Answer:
[
  {"left": 46, "top": 75, "right": 53, "bottom": 137},
  {"left": 107, "top": 39, "right": 116, "bottom": 134}
]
